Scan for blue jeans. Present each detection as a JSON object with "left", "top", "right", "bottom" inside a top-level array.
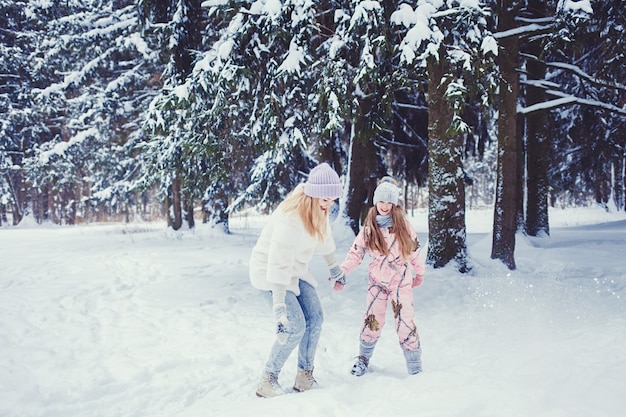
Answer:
[{"left": 264, "top": 280, "right": 324, "bottom": 374}]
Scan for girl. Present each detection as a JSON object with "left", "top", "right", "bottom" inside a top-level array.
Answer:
[
  {"left": 332, "top": 177, "right": 425, "bottom": 376},
  {"left": 250, "top": 163, "right": 346, "bottom": 398}
]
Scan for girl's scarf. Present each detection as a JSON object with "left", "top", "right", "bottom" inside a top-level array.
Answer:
[{"left": 376, "top": 214, "right": 393, "bottom": 229}]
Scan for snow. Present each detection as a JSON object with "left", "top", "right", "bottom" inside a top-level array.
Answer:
[
  {"left": 392, "top": 2, "right": 437, "bottom": 64},
  {"left": 247, "top": 0, "right": 282, "bottom": 18},
  {"left": 173, "top": 84, "right": 190, "bottom": 101},
  {"left": 276, "top": 40, "right": 306, "bottom": 74},
  {"left": 559, "top": 0, "right": 593, "bottom": 15},
  {"left": 1, "top": 206, "right": 625, "bottom": 417},
  {"left": 37, "top": 127, "right": 98, "bottom": 165},
  {"left": 481, "top": 35, "right": 498, "bottom": 56}
]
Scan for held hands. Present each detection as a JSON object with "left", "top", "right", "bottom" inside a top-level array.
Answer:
[
  {"left": 273, "top": 303, "right": 289, "bottom": 344},
  {"left": 329, "top": 266, "right": 347, "bottom": 291},
  {"left": 412, "top": 274, "right": 424, "bottom": 288}
]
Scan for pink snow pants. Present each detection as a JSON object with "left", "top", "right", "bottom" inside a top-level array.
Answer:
[{"left": 360, "top": 270, "right": 420, "bottom": 351}]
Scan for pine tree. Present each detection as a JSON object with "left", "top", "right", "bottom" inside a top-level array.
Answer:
[
  {"left": 3, "top": 0, "right": 622, "bottom": 234},
  {"left": 393, "top": 1, "right": 497, "bottom": 271},
  {"left": 145, "top": 0, "right": 354, "bottom": 231},
  {"left": 547, "top": 0, "right": 625, "bottom": 211},
  {"left": 0, "top": 0, "right": 50, "bottom": 224},
  {"left": 13, "top": 0, "right": 164, "bottom": 224},
  {"left": 139, "top": 0, "right": 207, "bottom": 230},
  {"left": 328, "top": 1, "right": 397, "bottom": 232}
]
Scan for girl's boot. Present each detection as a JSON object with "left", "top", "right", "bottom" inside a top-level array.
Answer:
[
  {"left": 351, "top": 341, "right": 376, "bottom": 376},
  {"left": 403, "top": 347, "right": 422, "bottom": 375}
]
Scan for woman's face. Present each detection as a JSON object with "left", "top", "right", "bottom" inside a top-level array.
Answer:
[
  {"left": 319, "top": 197, "right": 337, "bottom": 212},
  {"left": 375, "top": 201, "right": 393, "bottom": 216}
]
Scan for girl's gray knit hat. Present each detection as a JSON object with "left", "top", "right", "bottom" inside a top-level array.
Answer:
[
  {"left": 304, "top": 163, "right": 342, "bottom": 199},
  {"left": 373, "top": 181, "right": 400, "bottom": 205}
]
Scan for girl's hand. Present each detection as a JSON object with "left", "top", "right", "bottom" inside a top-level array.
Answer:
[
  {"left": 412, "top": 274, "right": 424, "bottom": 288},
  {"left": 330, "top": 278, "right": 345, "bottom": 291}
]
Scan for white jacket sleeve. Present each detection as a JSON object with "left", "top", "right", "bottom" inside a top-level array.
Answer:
[{"left": 266, "top": 215, "right": 300, "bottom": 287}]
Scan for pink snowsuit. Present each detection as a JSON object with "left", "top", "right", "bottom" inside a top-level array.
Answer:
[{"left": 341, "top": 219, "right": 425, "bottom": 351}]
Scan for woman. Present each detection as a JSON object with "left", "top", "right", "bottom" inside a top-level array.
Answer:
[{"left": 249, "top": 163, "right": 346, "bottom": 398}]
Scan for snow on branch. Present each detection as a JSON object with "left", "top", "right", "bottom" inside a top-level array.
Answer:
[
  {"left": 518, "top": 97, "right": 577, "bottom": 114},
  {"left": 518, "top": 87, "right": 626, "bottom": 116},
  {"left": 38, "top": 48, "right": 116, "bottom": 96},
  {"left": 545, "top": 61, "right": 626, "bottom": 92},
  {"left": 546, "top": 89, "right": 626, "bottom": 116},
  {"left": 493, "top": 23, "right": 553, "bottom": 40},
  {"left": 276, "top": 39, "right": 306, "bottom": 75}
]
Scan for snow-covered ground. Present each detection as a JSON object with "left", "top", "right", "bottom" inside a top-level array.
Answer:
[{"left": 1, "top": 206, "right": 625, "bottom": 417}]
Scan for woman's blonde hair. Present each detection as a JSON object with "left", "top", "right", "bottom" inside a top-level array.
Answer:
[
  {"left": 362, "top": 204, "right": 417, "bottom": 261},
  {"left": 279, "top": 184, "right": 329, "bottom": 241}
]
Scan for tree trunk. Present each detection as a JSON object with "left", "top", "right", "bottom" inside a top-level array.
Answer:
[
  {"left": 7, "top": 172, "right": 25, "bottom": 225},
  {"left": 593, "top": 161, "right": 610, "bottom": 208},
  {"left": 622, "top": 154, "right": 626, "bottom": 212},
  {"left": 492, "top": 0, "right": 520, "bottom": 270},
  {"left": 206, "top": 189, "right": 230, "bottom": 234},
  {"left": 516, "top": 111, "right": 525, "bottom": 232},
  {"left": 165, "top": 193, "right": 172, "bottom": 228},
  {"left": 317, "top": 130, "right": 345, "bottom": 176},
  {"left": 426, "top": 46, "right": 469, "bottom": 272},
  {"left": 65, "top": 188, "right": 77, "bottom": 225},
  {"left": 524, "top": 0, "right": 550, "bottom": 236},
  {"left": 345, "top": 113, "right": 386, "bottom": 235},
  {"left": 185, "top": 200, "right": 195, "bottom": 229},
  {"left": 613, "top": 156, "right": 624, "bottom": 211},
  {"left": 171, "top": 177, "right": 183, "bottom": 230}
]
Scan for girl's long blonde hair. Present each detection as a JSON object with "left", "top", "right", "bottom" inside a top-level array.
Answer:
[
  {"left": 278, "top": 184, "right": 329, "bottom": 241},
  {"left": 362, "top": 204, "right": 417, "bottom": 260}
]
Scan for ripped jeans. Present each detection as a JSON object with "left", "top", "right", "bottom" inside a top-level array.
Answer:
[{"left": 264, "top": 280, "right": 323, "bottom": 374}]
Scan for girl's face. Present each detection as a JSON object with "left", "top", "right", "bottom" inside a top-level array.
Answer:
[
  {"left": 319, "top": 197, "right": 337, "bottom": 212},
  {"left": 376, "top": 201, "right": 393, "bottom": 216}
]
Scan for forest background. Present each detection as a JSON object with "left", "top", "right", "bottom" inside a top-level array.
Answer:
[{"left": 1, "top": 0, "right": 625, "bottom": 271}]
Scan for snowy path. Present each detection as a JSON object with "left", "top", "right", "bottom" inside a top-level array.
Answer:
[{"left": 1, "top": 210, "right": 625, "bottom": 417}]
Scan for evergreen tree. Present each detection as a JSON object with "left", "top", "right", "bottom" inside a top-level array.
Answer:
[
  {"left": 328, "top": 1, "right": 396, "bottom": 232},
  {"left": 3, "top": 0, "right": 622, "bottom": 236},
  {"left": 547, "top": 0, "right": 625, "bottom": 211},
  {"left": 145, "top": 0, "right": 354, "bottom": 231},
  {"left": 13, "top": 0, "right": 164, "bottom": 224},
  {"left": 139, "top": 0, "right": 206, "bottom": 230},
  {"left": 392, "top": 1, "right": 497, "bottom": 271},
  {"left": 0, "top": 0, "right": 50, "bottom": 224},
  {"left": 322, "top": 1, "right": 436, "bottom": 232}
]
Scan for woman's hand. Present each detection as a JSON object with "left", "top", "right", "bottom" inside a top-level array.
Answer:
[
  {"left": 329, "top": 266, "right": 346, "bottom": 291},
  {"left": 273, "top": 303, "right": 289, "bottom": 344}
]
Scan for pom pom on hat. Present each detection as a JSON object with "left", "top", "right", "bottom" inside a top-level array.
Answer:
[
  {"left": 373, "top": 180, "right": 400, "bottom": 205},
  {"left": 304, "top": 163, "right": 342, "bottom": 199}
]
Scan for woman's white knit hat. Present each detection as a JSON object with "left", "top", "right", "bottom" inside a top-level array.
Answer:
[
  {"left": 304, "top": 163, "right": 342, "bottom": 199},
  {"left": 373, "top": 181, "right": 400, "bottom": 205}
]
